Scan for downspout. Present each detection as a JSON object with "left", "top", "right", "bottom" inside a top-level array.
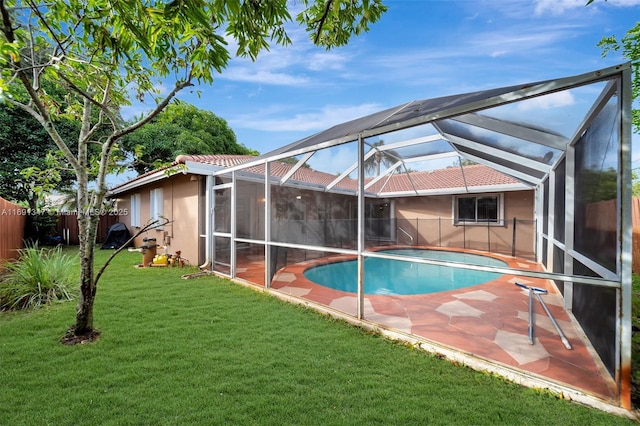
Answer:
[{"left": 202, "top": 174, "right": 214, "bottom": 270}]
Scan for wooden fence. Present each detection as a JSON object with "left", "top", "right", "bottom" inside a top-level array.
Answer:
[
  {"left": 0, "top": 205, "right": 119, "bottom": 267},
  {"left": 582, "top": 197, "right": 640, "bottom": 273},
  {"left": 3, "top": 194, "right": 640, "bottom": 271},
  {"left": 55, "top": 213, "right": 120, "bottom": 245},
  {"left": 633, "top": 198, "right": 640, "bottom": 274},
  {"left": 0, "top": 196, "right": 26, "bottom": 264}
]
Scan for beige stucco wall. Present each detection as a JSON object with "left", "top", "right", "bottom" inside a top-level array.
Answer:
[
  {"left": 114, "top": 174, "right": 201, "bottom": 267},
  {"left": 394, "top": 190, "right": 535, "bottom": 257},
  {"left": 114, "top": 174, "right": 536, "bottom": 266}
]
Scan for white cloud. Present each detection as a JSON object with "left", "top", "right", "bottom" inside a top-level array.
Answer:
[
  {"left": 222, "top": 68, "right": 310, "bottom": 86},
  {"left": 307, "top": 145, "right": 358, "bottom": 175},
  {"left": 534, "top": 0, "right": 640, "bottom": 15},
  {"left": 306, "top": 51, "right": 351, "bottom": 71},
  {"left": 534, "top": 0, "right": 585, "bottom": 15},
  {"left": 468, "top": 24, "right": 584, "bottom": 56},
  {"left": 516, "top": 91, "right": 576, "bottom": 111},
  {"left": 120, "top": 82, "right": 172, "bottom": 120},
  {"left": 215, "top": 25, "right": 355, "bottom": 87},
  {"left": 231, "top": 103, "right": 382, "bottom": 132}
]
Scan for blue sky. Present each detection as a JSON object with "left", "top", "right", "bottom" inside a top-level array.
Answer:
[{"left": 115, "top": 0, "right": 640, "bottom": 185}]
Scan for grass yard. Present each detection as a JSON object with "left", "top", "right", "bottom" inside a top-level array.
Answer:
[{"left": 0, "top": 247, "right": 636, "bottom": 425}]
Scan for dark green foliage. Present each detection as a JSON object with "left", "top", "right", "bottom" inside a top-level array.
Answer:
[
  {"left": 0, "top": 82, "right": 90, "bottom": 208},
  {"left": 597, "top": 22, "right": 640, "bottom": 134},
  {"left": 0, "top": 103, "right": 74, "bottom": 207},
  {"left": 24, "top": 212, "right": 60, "bottom": 245},
  {"left": 578, "top": 167, "right": 618, "bottom": 203},
  {"left": 122, "top": 102, "right": 259, "bottom": 174},
  {"left": 0, "top": 245, "right": 77, "bottom": 311}
]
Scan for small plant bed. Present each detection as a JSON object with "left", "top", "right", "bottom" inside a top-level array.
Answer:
[
  {"left": 0, "top": 244, "right": 77, "bottom": 311},
  {"left": 60, "top": 325, "right": 101, "bottom": 345}
]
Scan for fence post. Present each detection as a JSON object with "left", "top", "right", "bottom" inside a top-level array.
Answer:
[
  {"left": 487, "top": 220, "right": 491, "bottom": 253},
  {"left": 511, "top": 217, "right": 517, "bottom": 257},
  {"left": 463, "top": 222, "right": 466, "bottom": 249}
]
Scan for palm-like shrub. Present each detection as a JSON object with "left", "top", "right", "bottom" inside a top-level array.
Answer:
[{"left": 0, "top": 245, "right": 78, "bottom": 310}]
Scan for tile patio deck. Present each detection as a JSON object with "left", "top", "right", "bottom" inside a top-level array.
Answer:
[{"left": 234, "top": 246, "right": 619, "bottom": 406}]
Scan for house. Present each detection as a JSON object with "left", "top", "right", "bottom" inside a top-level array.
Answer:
[{"left": 108, "top": 155, "right": 535, "bottom": 268}]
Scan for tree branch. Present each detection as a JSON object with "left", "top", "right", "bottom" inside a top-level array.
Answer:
[
  {"left": 25, "top": 0, "right": 67, "bottom": 58},
  {"left": 115, "top": 79, "right": 194, "bottom": 139},
  {"left": 57, "top": 72, "right": 121, "bottom": 129},
  {"left": 94, "top": 218, "right": 172, "bottom": 287},
  {"left": 313, "top": 0, "right": 334, "bottom": 45},
  {"left": 80, "top": 84, "right": 108, "bottom": 146}
]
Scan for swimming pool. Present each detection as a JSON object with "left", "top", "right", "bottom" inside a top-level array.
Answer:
[{"left": 303, "top": 249, "right": 507, "bottom": 295}]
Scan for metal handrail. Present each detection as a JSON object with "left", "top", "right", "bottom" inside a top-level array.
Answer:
[{"left": 397, "top": 226, "right": 413, "bottom": 245}]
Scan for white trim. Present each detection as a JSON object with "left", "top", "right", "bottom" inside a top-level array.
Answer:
[
  {"left": 569, "top": 249, "right": 619, "bottom": 282},
  {"left": 451, "top": 113, "right": 569, "bottom": 151},
  {"left": 441, "top": 132, "right": 552, "bottom": 174},
  {"left": 130, "top": 193, "right": 141, "bottom": 227},
  {"left": 455, "top": 152, "right": 542, "bottom": 185},
  {"left": 108, "top": 170, "right": 168, "bottom": 196},
  {"left": 279, "top": 151, "right": 315, "bottom": 185}
]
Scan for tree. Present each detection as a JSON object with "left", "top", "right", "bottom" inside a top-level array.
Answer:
[
  {"left": 122, "top": 102, "right": 258, "bottom": 175},
  {"left": 0, "top": 0, "right": 387, "bottom": 341},
  {"left": 593, "top": 6, "right": 640, "bottom": 197},
  {"left": 364, "top": 140, "right": 395, "bottom": 176},
  {"left": 596, "top": 22, "right": 640, "bottom": 133},
  {"left": 0, "top": 84, "right": 77, "bottom": 210}
]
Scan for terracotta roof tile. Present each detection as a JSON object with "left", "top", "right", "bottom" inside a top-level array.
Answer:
[
  {"left": 176, "top": 154, "right": 256, "bottom": 168},
  {"left": 111, "top": 155, "right": 520, "bottom": 194},
  {"left": 368, "top": 164, "right": 519, "bottom": 193}
]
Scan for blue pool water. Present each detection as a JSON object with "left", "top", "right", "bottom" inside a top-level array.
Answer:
[{"left": 303, "top": 249, "right": 507, "bottom": 295}]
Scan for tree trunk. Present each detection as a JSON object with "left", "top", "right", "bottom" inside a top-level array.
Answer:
[{"left": 74, "top": 209, "right": 100, "bottom": 335}]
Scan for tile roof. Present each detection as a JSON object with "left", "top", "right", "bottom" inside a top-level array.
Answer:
[
  {"left": 110, "top": 154, "right": 522, "bottom": 195},
  {"left": 367, "top": 165, "right": 520, "bottom": 193},
  {"left": 175, "top": 154, "right": 256, "bottom": 168}
]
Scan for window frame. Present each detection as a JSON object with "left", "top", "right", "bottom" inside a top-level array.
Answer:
[
  {"left": 150, "top": 188, "right": 164, "bottom": 229},
  {"left": 130, "top": 193, "right": 141, "bottom": 227},
  {"left": 453, "top": 194, "right": 503, "bottom": 226}
]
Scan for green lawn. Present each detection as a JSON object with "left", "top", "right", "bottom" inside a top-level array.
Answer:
[{"left": 0, "top": 248, "right": 636, "bottom": 425}]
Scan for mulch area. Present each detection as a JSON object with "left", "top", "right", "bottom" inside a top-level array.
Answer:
[{"left": 60, "top": 326, "right": 101, "bottom": 345}]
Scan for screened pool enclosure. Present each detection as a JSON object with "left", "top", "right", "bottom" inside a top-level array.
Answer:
[{"left": 185, "top": 63, "right": 633, "bottom": 410}]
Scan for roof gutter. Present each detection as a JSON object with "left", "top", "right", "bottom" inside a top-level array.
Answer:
[{"left": 107, "top": 169, "right": 170, "bottom": 197}]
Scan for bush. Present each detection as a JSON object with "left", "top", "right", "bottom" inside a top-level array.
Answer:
[{"left": 0, "top": 244, "right": 77, "bottom": 311}]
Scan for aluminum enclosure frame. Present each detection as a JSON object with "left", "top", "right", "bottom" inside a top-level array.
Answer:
[{"left": 203, "top": 63, "right": 632, "bottom": 409}]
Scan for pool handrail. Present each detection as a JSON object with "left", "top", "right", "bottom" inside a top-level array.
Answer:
[{"left": 397, "top": 226, "right": 414, "bottom": 245}]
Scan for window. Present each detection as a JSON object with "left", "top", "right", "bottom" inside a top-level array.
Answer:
[
  {"left": 130, "top": 194, "right": 141, "bottom": 227},
  {"left": 150, "top": 188, "right": 164, "bottom": 228},
  {"left": 455, "top": 195, "right": 501, "bottom": 224},
  {"left": 365, "top": 201, "right": 393, "bottom": 240}
]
